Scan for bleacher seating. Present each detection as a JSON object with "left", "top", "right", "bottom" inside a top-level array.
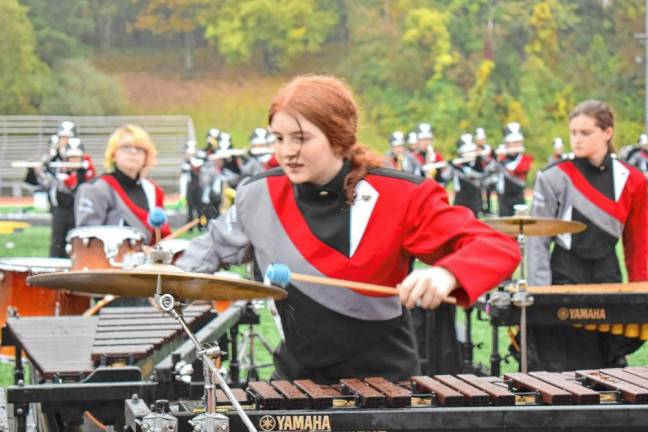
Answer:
[{"left": 0, "top": 116, "right": 195, "bottom": 196}]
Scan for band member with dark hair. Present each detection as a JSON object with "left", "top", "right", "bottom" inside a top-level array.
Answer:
[
  {"left": 496, "top": 122, "right": 533, "bottom": 216},
  {"left": 40, "top": 137, "right": 96, "bottom": 257},
  {"left": 75, "top": 124, "right": 170, "bottom": 243},
  {"left": 178, "top": 74, "right": 520, "bottom": 383},
  {"left": 527, "top": 100, "right": 648, "bottom": 371}
]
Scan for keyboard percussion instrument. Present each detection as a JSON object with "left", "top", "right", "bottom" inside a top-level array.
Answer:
[{"left": 1, "top": 217, "right": 647, "bottom": 432}]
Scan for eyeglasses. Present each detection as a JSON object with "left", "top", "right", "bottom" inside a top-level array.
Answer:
[{"left": 117, "top": 144, "right": 147, "bottom": 155}]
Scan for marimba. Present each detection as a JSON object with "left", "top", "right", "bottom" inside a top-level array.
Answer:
[
  {"left": 476, "top": 288, "right": 648, "bottom": 375},
  {"left": 119, "top": 369, "right": 648, "bottom": 432},
  {"left": 1, "top": 303, "right": 214, "bottom": 381}
]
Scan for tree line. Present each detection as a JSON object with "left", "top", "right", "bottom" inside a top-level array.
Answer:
[{"left": 2, "top": 0, "right": 646, "bottom": 162}]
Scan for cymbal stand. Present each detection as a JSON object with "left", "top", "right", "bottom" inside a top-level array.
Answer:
[
  {"left": 511, "top": 222, "right": 534, "bottom": 373},
  {"left": 157, "top": 292, "right": 258, "bottom": 432}
]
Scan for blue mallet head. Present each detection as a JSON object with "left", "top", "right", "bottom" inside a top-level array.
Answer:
[
  {"left": 148, "top": 207, "right": 167, "bottom": 228},
  {"left": 264, "top": 263, "right": 292, "bottom": 288}
]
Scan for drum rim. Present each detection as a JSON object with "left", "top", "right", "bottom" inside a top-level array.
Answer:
[
  {"left": 65, "top": 225, "right": 147, "bottom": 242},
  {"left": 0, "top": 257, "right": 71, "bottom": 273}
]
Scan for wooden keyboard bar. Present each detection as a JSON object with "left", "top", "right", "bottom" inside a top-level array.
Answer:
[
  {"left": 340, "top": 378, "right": 385, "bottom": 408},
  {"left": 576, "top": 370, "right": 648, "bottom": 404},
  {"left": 530, "top": 372, "right": 600, "bottom": 404},
  {"left": 98, "top": 304, "right": 211, "bottom": 314},
  {"left": 216, "top": 388, "right": 248, "bottom": 405},
  {"left": 505, "top": 373, "right": 573, "bottom": 405},
  {"left": 271, "top": 381, "right": 309, "bottom": 409},
  {"left": 293, "top": 380, "right": 333, "bottom": 409},
  {"left": 411, "top": 376, "right": 464, "bottom": 407},
  {"left": 457, "top": 374, "right": 515, "bottom": 406},
  {"left": 247, "top": 381, "right": 284, "bottom": 409},
  {"left": 434, "top": 375, "right": 489, "bottom": 406},
  {"left": 364, "top": 377, "right": 411, "bottom": 408},
  {"left": 602, "top": 369, "right": 648, "bottom": 391},
  {"left": 625, "top": 367, "right": 648, "bottom": 381}
]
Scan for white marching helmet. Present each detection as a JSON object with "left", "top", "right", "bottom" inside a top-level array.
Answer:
[
  {"left": 250, "top": 128, "right": 270, "bottom": 146},
  {"left": 63, "top": 137, "right": 85, "bottom": 158},
  {"left": 389, "top": 131, "right": 406, "bottom": 147},
  {"left": 57, "top": 120, "right": 77, "bottom": 138},
  {"left": 218, "top": 132, "right": 232, "bottom": 150},
  {"left": 406, "top": 131, "right": 419, "bottom": 146},
  {"left": 639, "top": 133, "right": 648, "bottom": 147},
  {"left": 503, "top": 122, "right": 524, "bottom": 143},
  {"left": 416, "top": 123, "right": 434, "bottom": 140},
  {"left": 456, "top": 133, "right": 477, "bottom": 155}
]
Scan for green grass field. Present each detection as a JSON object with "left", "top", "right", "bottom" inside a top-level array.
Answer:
[{"left": 0, "top": 210, "right": 647, "bottom": 387}]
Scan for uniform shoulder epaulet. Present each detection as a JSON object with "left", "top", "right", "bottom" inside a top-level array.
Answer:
[
  {"left": 244, "top": 167, "right": 285, "bottom": 185},
  {"left": 367, "top": 167, "right": 424, "bottom": 184}
]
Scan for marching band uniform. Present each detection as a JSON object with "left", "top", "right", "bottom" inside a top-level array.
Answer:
[
  {"left": 447, "top": 134, "right": 484, "bottom": 217},
  {"left": 527, "top": 154, "right": 648, "bottom": 370},
  {"left": 44, "top": 137, "right": 96, "bottom": 257},
  {"left": 474, "top": 128, "right": 498, "bottom": 215},
  {"left": 409, "top": 123, "right": 445, "bottom": 183},
  {"left": 76, "top": 168, "right": 170, "bottom": 243},
  {"left": 624, "top": 134, "right": 648, "bottom": 177},
  {"left": 180, "top": 142, "right": 208, "bottom": 230},
  {"left": 75, "top": 125, "right": 170, "bottom": 243},
  {"left": 384, "top": 131, "right": 422, "bottom": 176},
  {"left": 496, "top": 123, "right": 533, "bottom": 216},
  {"left": 240, "top": 128, "right": 276, "bottom": 178},
  {"left": 178, "top": 162, "right": 520, "bottom": 383}
]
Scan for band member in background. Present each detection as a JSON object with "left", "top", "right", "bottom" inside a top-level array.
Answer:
[
  {"left": 178, "top": 74, "right": 520, "bottom": 383},
  {"left": 527, "top": 100, "right": 648, "bottom": 371},
  {"left": 241, "top": 127, "right": 276, "bottom": 178},
  {"left": 445, "top": 133, "right": 484, "bottom": 217},
  {"left": 413, "top": 123, "right": 446, "bottom": 184},
  {"left": 547, "top": 137, "right": 566, "bottom": 165},
  {"left": 40, "top": 137, "right": 96, "bottom": 257},
  {"left": 474, "top": 127, "right": 498, "bottom": 215},
  {"left": 384, "top": 131, "right": 422, "bottom": 176},
  {"left": 75, "top": 124, "right": 170, "bottom": 243},
  {"left": 623, "top": 133, "right": 648, "bottom": 177},
  {"left": 201, "top": 132, "right": 241, "bottom": 219},
  {"left": 204, "top": 128, "right": 220, "bottom": 156},
  {"left": 179, "top": 141, "right": 207, "bottom": 231},
  {"left": 496, "top": 122, "right": 533, "bottom": 216},
  {"left": 48, "top": 121, "right": 77, "bottom": 165}
]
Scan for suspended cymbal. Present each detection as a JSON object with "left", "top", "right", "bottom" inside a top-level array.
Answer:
[
  {"left": 27, "top": 264, "right": 287, "bottom": 301},
  {"left": 483, "top": 216, "right": 586, "bottom": 237}
]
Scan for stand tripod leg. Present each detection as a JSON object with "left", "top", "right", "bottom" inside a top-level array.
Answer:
[{"left": 490, "top": 318, "right": 501, "bottom": 377}]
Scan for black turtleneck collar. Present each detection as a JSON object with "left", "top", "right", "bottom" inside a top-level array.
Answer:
[
  {"left": 295, "top": 159, "right": 351, "bottom": 256},
  {"left": 112, "top": 167, "right": 142, "bottom": 188},
  {"left": 109, "top": 167, "right": 149, "bottom": 211},
  {"left": 574, "top": 152, "right": 613, "bottom": 174},
  {"left": 295, "top": 159, "right": 350, "bottom": 202},
  {"left": 572, "top": 153, "right": 614, "bottom": 202}
]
